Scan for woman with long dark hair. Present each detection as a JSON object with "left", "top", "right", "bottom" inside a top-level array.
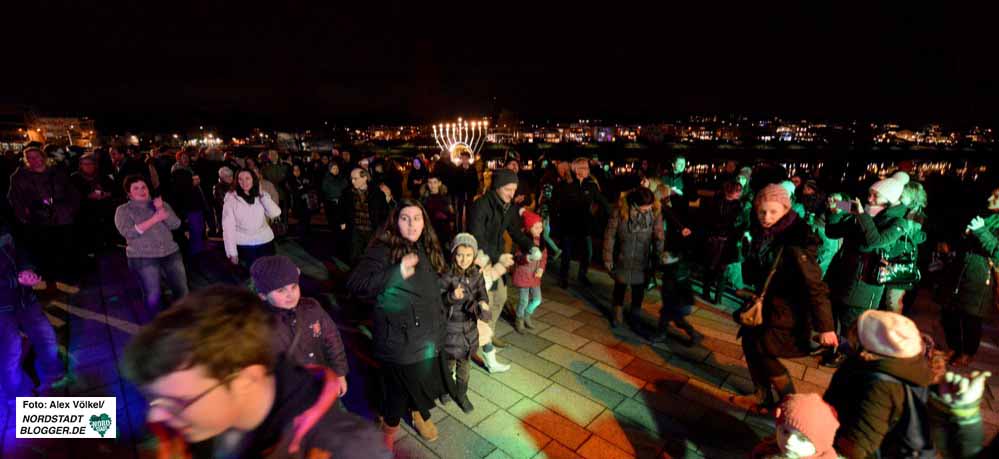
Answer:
[
  {"left": 222, "top": 168, "right": 281, "bottom": 268},
  {"left": 346, "top": 199, "right": 453, "bottom": 444}
]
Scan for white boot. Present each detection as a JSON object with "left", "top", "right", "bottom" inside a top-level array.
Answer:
[{"left": 483, "top": 349, "right": 511, "bottom": 373}]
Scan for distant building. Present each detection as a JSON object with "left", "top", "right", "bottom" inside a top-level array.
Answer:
[{"left": 25, "top": 115, "right": 96, "bottom": 148}]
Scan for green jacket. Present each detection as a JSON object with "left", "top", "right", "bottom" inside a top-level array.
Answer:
[
  {"left": 826, "top": 204, "right": 909, "bottom": 309},
  {"left": 944, "top": 214, "right": 999, "bottom": 318},
  {"left": 824, "top": 354, "right": 934, "bottom": 459}
]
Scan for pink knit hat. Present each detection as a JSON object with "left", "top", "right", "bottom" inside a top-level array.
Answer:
[
  {"left": 857, "top": 310, "right": 923, "bottom": 358},
  {"left": 754, "top": 183, "right": 792, "bottom": 210},
  {"left": 775, "top": 393, "right": 839, "bottom": 458}
]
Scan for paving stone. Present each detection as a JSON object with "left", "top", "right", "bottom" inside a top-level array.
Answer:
[
  {"left": 536, "top": 311, "right": 585, "bottom": 332},
  {"left": 477, "top": 409, "right": 551, "bottom": 459},
  {"left": 533, "top": 441, "right": 584, "bottom": 459},
  {"left": 495, "top": 319, "right": 515, "bottom": 338},
  {"left": 550, "top": 369, "right": 626, "bottom": 410},
  {"left": 703, "top": 351, "right": 752, "bottom": 381},
  {"left": 427, "top": 416, "right": 498, "bottom": 459},
  {"left": 500, "top": 346, "right": 562, "bottom": 378},
  {"left": 698, "top": 335, "right": 745, "bottom": 360},
  {"left": 689, "top": 322, "right": 741, "bottom": 346},
  {"left": 580, "top": 362, "right": 646, "bottom": 398},
  {"left": 663, "top": 355, "right": 729, "bottom": 387},
  {"left": 533, "top": 384, "right": 606, "bottom": 426},
  {"left": 802, "top": 366, "right": 833, "bottom": 387},
  {"left": 677, "top": 378, "right": 747, "bottom": 422},
  {"left": 778, "top": 358, "right": 808, "bottom": 380},
  {"left": 502, "top": 332, "right": 556, "bottom": 355},
  {"left": 572, "top": 310, "right": 610, "bottom": 329},
  {"left": 394, "top": 434, "right": 440, "bottom": 459},
  {"left": 576, "top": 434, "right": 635, "bottom": 459},
  {"left": 649, "top": 339, "right": 712, "bottom": 363},
  {"left": 69, "top": 341, "right": 117, "bottom": 370},
  {"left": 538, "top": 344, "right": 596, "bottom": 374},
  {"left": 469, "top": 367, "right": 526, "bottom": 409},
  {"left": 720, "top": 374, "right": 755, "bottom": 396},
  {"left": 67, "top": 361, "right": 121, "bottom": 395},
  {"left": 485, "top": 448, "right": 514, "bottom": 459},
  {"left": 538, "top": 326, "right": 590, "bottom": 350},
  {"left": 440, "top": 387, "right": 500, "bottom": 428},
  {"left": 620, "top": 359, "right": 689, "bottom": 393},
  {"left": 613, "top": 341, "right": 672, "bottom": 368},
  {"left": 489, "top": 363, "right": 554, "bottom": 398},
  {"left": 613, "top": 397, "right": 690, "bottom": 438},
  {"left": 577, "top": 342, "right": 634, "bottom": 369},
  {"left": 585, "top": 410, "right": 670, "bottom": 458},
  {"left": 508, "top": 398, "right": 592, "bottom": 450},
  {"left": 573, "top": 325, "right": 623, "bottom": 347}
]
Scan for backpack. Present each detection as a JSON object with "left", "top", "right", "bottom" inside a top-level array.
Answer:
[{"left": 869, "top": 372, "right": 937, "bottom": 459}]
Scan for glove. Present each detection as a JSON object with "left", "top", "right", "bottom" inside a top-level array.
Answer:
[
  {"left": 475, "top": 250, "right": 491, "bottom": 268},
  {"left": 498, "top": 253, "right": 514, "bottom": 269},
  {"left": 527, "top": 247, "right": 542, "bottom": 262}
]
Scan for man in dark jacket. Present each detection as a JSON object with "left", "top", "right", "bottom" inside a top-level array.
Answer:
[
  {"left": 824, "top": 310, "right": 935, "bottom": 459},
  {"left": 0, "top": 223, "right": 68, "bottom": 399},
  {"left": 551, "top": 157, "right": 611, "bottom": 288},
  {"left": 70, "top": 153, "right": 118, "bottom": 258},
  {"left": 469, "top": 169, "right": 539, "bottom": 348},
  {"left": 170, "top": 151, "right": 210, "bottom": 255},
  {"left": 122, "top": 285, "right": 391, "bottom": 459},
  {"left": 339, "top": 168, "right": 391, "bottom": 264},
  {"left": 450, "top": 150, "right": 479, "bottom": 231}
]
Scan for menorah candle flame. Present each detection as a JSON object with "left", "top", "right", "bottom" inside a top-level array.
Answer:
[{"left": 433, "top": 118, "right": 489, "bottom": 164}]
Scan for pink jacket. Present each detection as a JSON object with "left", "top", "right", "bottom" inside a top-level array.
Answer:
[{"left": 511, "top": 238, "right": 547, "bottom": 288}]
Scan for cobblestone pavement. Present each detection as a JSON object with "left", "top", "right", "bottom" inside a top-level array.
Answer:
[{"left": 3, "top": 237, "right": 997, "bottom": 458}]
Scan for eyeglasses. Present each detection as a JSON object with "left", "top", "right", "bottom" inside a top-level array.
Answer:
[{"left": 147, "top": 373, "right": 237, "bottom": 418}]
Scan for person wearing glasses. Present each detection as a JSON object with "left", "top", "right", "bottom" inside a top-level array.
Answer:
[{"left": 121, "top": 285, "right": 390, "bottom": 458}]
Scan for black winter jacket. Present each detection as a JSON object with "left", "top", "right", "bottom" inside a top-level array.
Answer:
[
  {"left": 440, "top": 267, "right": 491, "bottom": 360},
  {"left": 826, "top": 204, "right": 909, "bottom": 309},
  {"left": 469, "top": 191, "right": 536, "bottom": 263},
  {"left": 551, "top": 176, "right": 610, "bottom": 236},
  {"left": 269, "top": 297, "right": 349, "bottom": 376},
  {"left": 943, "top": 214, "right": 999, "bottom": 318},
  {"left": 346, "top": 241, "right": 447, "bottom": 365}
]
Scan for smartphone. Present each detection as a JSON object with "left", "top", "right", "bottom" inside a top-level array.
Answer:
[{"left": 835, "top": 200, "right": 853, "bottom": 212}]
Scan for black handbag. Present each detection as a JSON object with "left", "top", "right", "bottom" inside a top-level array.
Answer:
[{"left": 867, "top": 232, "right": 921, "bottom": 286}]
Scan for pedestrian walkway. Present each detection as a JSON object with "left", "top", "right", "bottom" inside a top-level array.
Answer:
[{"left": 2, "top": 239, "right": 997, "bottom": 458}]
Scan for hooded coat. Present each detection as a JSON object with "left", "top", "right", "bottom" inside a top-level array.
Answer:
[{"left": 603, "top": 206, "right": 665, "bottom": 285}]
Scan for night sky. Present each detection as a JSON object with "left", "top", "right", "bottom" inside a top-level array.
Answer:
[{"left": 4, "top": 1, "right": 998, "bottom": 129}]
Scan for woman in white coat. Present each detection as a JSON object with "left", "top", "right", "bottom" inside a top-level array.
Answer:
[{"left": 222, "top": 168, "right": 282, "bottom": 268}]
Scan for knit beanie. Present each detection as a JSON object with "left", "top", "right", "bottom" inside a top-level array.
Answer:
[
  {"left": 857, "top": 310, "right": 923, "bottom": 358},
  {"left": 775, "top": 393, "right": 839, "bottom": 458},
  {"left": 491, "top": 169, "right": 519, "bottom": 189},
  {"left": 754, "top": 183, "right": 792, "bottom": 211},
  {"left": 250, "top": 256, "right": 301, "bottom": 296},
  {"left": 451, "top": 232, "right": 479, "bottom": 254},
  {"left": 869, "top": 171, "right": 911, "bottom": 204},
  {"left": 522, "top": 209, "right": 543, "bottom": 232}
]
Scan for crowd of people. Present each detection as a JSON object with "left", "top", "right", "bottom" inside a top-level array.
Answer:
[{"left": 1, "top": 141, "right": 998, "bottom": 458}]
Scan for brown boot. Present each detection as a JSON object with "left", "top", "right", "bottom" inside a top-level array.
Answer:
[
  {"left": 378, "top": 417, "right": 401, "bottom": 450},
  {"left": 491, "top": 336, "right": 508, "bottom": 348},
  {"left": 611, "top": 305, "right": 624, "bottom": 328},
  {"left": 411, "top": 411, "right": 439, "bottom": 442},
  {"left": 523, "top": 315, "right": 536, "bottom": 329},
  {"left": 728, "top": 389, "right": 772, "bottom": 416},
  {"left": 770, "top": 373, "right": 796, "bottom": 401},
  {"left": 515, "top": 318, "right": 525, "bottom": 334}
]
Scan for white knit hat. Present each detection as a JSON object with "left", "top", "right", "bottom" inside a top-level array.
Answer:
[
  {"left": 451, "top": 232, "right": 478, "bottom": 254},
  {"left": 857, "top": 310, "right": 923, "bottom": 359},
  {"left": 869, "top": 171, "right": 911, "bottom": 205}
]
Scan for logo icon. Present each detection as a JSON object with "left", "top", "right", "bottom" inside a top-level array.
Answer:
[{"left": 89, "top": 413, "right": 111, "bottom": 437}]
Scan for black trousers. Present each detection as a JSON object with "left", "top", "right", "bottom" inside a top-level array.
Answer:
[
  {"left": 942, "top": 310, "right": 984, "bottom": 357},
  {"left": 741, "top": 326, "right": 808, "bottom": 390},
  {"left": 612, "top": 282, "right": 647, "bottom": 313}
]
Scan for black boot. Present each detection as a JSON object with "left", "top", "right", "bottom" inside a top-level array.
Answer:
[
  {"left": 455, "top": 382, "right": 475, "bottom": 413},
  {"left": 770, "top": 373, "right": 796, "bottom": 402}
]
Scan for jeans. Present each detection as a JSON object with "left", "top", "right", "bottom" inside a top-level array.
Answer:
[
  {"left": 128, "top": 251, "right": 190, "bottom": 312},
  {"left": 237, "top": 241, "right": 277, "bottom": 270},
  {"left": 542, "top": 218, "right": 560, "bottom": 254},
  {"left": 516, "top": 286, "right": 542, "bottom": 318},
  {"left": 559, "top": 233, "right": 592, "bottom": 282},
  {"left": 1, "top": 303, "right": 64, "bottom": 398}
]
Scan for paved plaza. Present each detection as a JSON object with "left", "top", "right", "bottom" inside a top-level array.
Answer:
[{"left": 2, "top": 237, "right": 997, "bottom": 458}]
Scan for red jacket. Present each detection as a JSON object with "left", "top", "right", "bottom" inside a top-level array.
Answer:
[{"left": 511, "top": 238, "right": 547, "bottom": 288}]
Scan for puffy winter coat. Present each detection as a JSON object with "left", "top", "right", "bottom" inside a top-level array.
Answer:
[
  {"left": 346, "top": 241, "right": 447, "bottom": 365},
  {"left": 826, "top": 204, "right": 909, "bottom": 309},
  {"left": 512, "top": 240, "right": 548, "bottom": 288},
  {"left": 824, "top": 354, "right": 934, "bottom": 459},
  {"left": 440, "top": 267, "right": 491, "bottom": 360},
  {"left": 745, "top": 212, "right": 836, "bottom": 349},
  {"left": 943, "top": 214, "right": 999, "bottom": 318},
  {"left": 603, "top": 207, "right": 664, "bottom": 285}
]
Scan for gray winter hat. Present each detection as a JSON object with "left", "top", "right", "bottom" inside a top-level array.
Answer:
[{"left": 450, "top": 232, "right": 478, "bottom": 254}]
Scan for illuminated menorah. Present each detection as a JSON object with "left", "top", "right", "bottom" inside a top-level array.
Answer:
[{"left": 432, "top": 117, "right": 488, "bottom": 164}]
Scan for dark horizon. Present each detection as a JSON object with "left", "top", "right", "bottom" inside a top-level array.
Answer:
[{"left": 4, "top": 2, "right": 998, "bottom": 130}]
